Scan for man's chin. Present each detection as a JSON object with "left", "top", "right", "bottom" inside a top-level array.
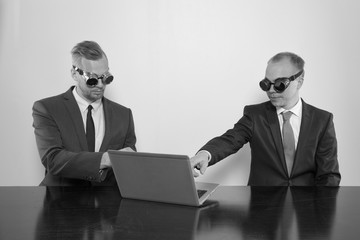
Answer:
[
  {"left": 270, "top": 99, "right": 283, "bottom": 108},
  {"left": 90, "top": 93, "right": 103, "bottom": 101}
]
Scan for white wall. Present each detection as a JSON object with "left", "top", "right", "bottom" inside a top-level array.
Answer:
[{"left": 0, "top": 0, "right": 359, "bottom": 186}]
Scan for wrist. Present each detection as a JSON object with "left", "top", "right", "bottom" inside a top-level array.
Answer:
[
  {"left": 100, "top": 152, "right": 111, "bottom": 169},
  {"left": 197, "top": 150, "right": 211, "bottom": 162}
]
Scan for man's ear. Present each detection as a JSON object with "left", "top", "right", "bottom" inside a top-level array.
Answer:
[
  {"left": 297, "top": 71, "right": 305, "bottom": 89},
  {"left": 71, "top": 68, "right": 78, "bottom": 81},
  {"left": 297, "top": 77, "right": 304, "bottom": 89}
]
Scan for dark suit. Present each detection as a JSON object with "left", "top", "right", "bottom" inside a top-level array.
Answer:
[
  {"left": 33, "top": 86, "right": 136, "bottom": 186},
  {"left": 200, "top": 99, "right": 340, "bottom": 186}
]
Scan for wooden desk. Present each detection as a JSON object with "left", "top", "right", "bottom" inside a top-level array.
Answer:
[{"left": 0, "top": 186, "right": 359, "bottom": 240}]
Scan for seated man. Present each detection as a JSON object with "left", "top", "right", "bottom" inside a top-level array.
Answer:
[
  {"left": 33, "top": 40, "right": 136, "bottom": 186},
  {"left": 190, "top": 52, "right": 340, "bottom": 186}
]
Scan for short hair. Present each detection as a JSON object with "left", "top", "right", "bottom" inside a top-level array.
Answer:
[
  {"left": 268, "top": 52, "right": 305, "bottom": 72},
  {"left": 71, "top": 41, "right": 107, "bottom": 66}
]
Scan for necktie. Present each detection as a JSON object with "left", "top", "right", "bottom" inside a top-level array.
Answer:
[
  {"left": 282, "top": 111, "right": 295, "bottom": 176},
  {"left": 86, "top": 105, "right": 95, "bottom": 152}
]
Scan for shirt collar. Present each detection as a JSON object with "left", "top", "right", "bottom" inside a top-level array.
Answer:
[
  {"left": 72, "top": 87, "right": 102, "bottom": 113},
  {"left": 276, "top": 97, "right": 302, "bottom": 117}
]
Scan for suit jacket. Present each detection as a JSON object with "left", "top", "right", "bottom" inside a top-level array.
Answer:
[
  {"left": 33, "top": 86, "right": 136, "bottom": 186},
  {"left": 200, "top": 99, "right": 341, "bottom": 186}
]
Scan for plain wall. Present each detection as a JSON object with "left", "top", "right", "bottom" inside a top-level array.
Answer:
[{"left": 0, "top": 0, "right": 359, "bottom": 186}]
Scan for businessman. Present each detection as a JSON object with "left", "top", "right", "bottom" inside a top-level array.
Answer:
[
  {"left": 33, "top": 40, "right": 136, "bottom": 186},
  {"left": 191, "top": 52, "right": 340, "bottom": 186}
]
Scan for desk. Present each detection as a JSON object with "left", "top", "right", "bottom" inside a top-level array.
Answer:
[{"left": 0, "top": 186, "right": 359, "bottom": 240}]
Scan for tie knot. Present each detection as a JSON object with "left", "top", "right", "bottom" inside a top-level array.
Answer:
[
  {"left": 282, "top": 111, "right": 292, "bottom": 121},
  {"left": 87, "top": 105, "right": 93, "bottom": 111}
]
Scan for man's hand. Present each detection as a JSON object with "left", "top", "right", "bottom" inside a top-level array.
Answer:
[
  {"left": 100, "top": 152, "right": 111, "bottom": 169},
  {"left": 190, "top": 151, "right": 210, "bottom": 177},
  {"left": 119, "top": 147, "right": 135, "bottom": 152},
  {"left": 100, "top": 147, "right": 135, "bottom": 169}
]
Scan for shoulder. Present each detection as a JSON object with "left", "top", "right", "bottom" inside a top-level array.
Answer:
[
  {"left": 243, "top": 101, "right": 274, "bottom": 113},
  {"left": 33, "top": 87, "right": 73, "bottom": 108},
  {"left": 103, "top": 97, "right": 132, "bottom": 114},
  {"left": 302, "top": 99, "right": 333, "bottom": 118}
]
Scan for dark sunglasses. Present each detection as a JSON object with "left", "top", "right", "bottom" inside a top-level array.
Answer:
[
  {"left": 259, "top": 70, "right": 303, "bottom": 93},
  {"left": 73, "top": 66, "right": 114, "bottom": 87}
]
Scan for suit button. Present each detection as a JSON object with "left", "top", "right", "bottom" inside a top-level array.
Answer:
[{"left": 288, "top": 180, "right": 293, "bottom": 186}]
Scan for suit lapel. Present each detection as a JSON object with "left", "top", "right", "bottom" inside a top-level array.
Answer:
[
  {"left": 99, "top": 98, "right": 112, "bottom": 152},
  {"left": 265, "top": 102, "right": 288, "bottom": 175},
  {"left": 62, "top": 87, "right": 88, "bottom": 150},
  {"left": 294, "top": 100, "right": 311, "bottom": 165}
]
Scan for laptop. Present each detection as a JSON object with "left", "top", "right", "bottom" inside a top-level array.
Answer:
[{"left": 108, "top": 150, "right": 219, "bottom": 207}]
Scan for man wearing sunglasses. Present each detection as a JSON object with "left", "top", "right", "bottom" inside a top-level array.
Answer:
[
  {"left": 190, "top": 52, "right": 340, "bottom": 186},
  {"left": 32, "top": 41, "right": 136, "bottom": 186}
]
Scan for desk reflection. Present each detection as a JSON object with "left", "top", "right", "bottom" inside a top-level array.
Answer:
[
  {"left": 28, "top": 186, "right": 342, "bottom": 240},
  {"left": 35, "top": 187, "right": 121, "bottom": 239},
  {"left": 198, "top": 187, "right": 339, "bottom": 240},
  {"left": 35, "top": 187, "right": 218, "bottom": 240},
  {"left": 111, "top": 199, "right": 218, "bottom": 239}
]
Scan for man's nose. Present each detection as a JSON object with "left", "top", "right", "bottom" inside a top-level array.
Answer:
[
  {"left": 268, "top": 83, "right": 276, "bottom": 93},
  {"left": 96, "top": 78, "right": 105, "bottom": 88}
]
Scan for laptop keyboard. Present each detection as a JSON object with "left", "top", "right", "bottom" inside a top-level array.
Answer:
[{"left": 197, "top": 189, "right": 207, "bottom": 198}]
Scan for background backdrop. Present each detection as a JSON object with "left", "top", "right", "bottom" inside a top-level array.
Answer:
[{"left": 1, "top": 0, "right": 359, "bottom": 186}]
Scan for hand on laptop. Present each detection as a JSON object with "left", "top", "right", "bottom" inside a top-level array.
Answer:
[
  {"left": 100, "top": 152, "right": 111, "bottom": 169},
  {"left": 190, "top": 151, "right": 210, "bottom": 177},
  {"left": 119, "top": 147, "right": 135, "bottom": 152},
  {"left": 101, "top": 147, "right": 135, "bottom": 169}
]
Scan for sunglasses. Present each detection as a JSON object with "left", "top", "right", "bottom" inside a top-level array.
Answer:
[
  {"left": 259, "top": 70, "right": 303, "bottom": 93},
  {"left": 73, "top": 66, "right": 114, "bottom": 87}
]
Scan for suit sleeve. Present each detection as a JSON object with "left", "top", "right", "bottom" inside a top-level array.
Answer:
[
  {"left": 200, "top": 106, "right": 253, "bottom": 165},
  {"left": 32, "top": 100, "right": 104, "bottom": 182},
  {"left": 315, "top": 113, "right": 341, "bottom": 186}
]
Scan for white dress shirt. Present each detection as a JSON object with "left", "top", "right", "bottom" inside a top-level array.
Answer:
[
  {"left": 72, "top": 87, "right": 105, "bottom": 152},
  {"left": 276, "top": 98, "right": 302, "bottom": 149}
]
